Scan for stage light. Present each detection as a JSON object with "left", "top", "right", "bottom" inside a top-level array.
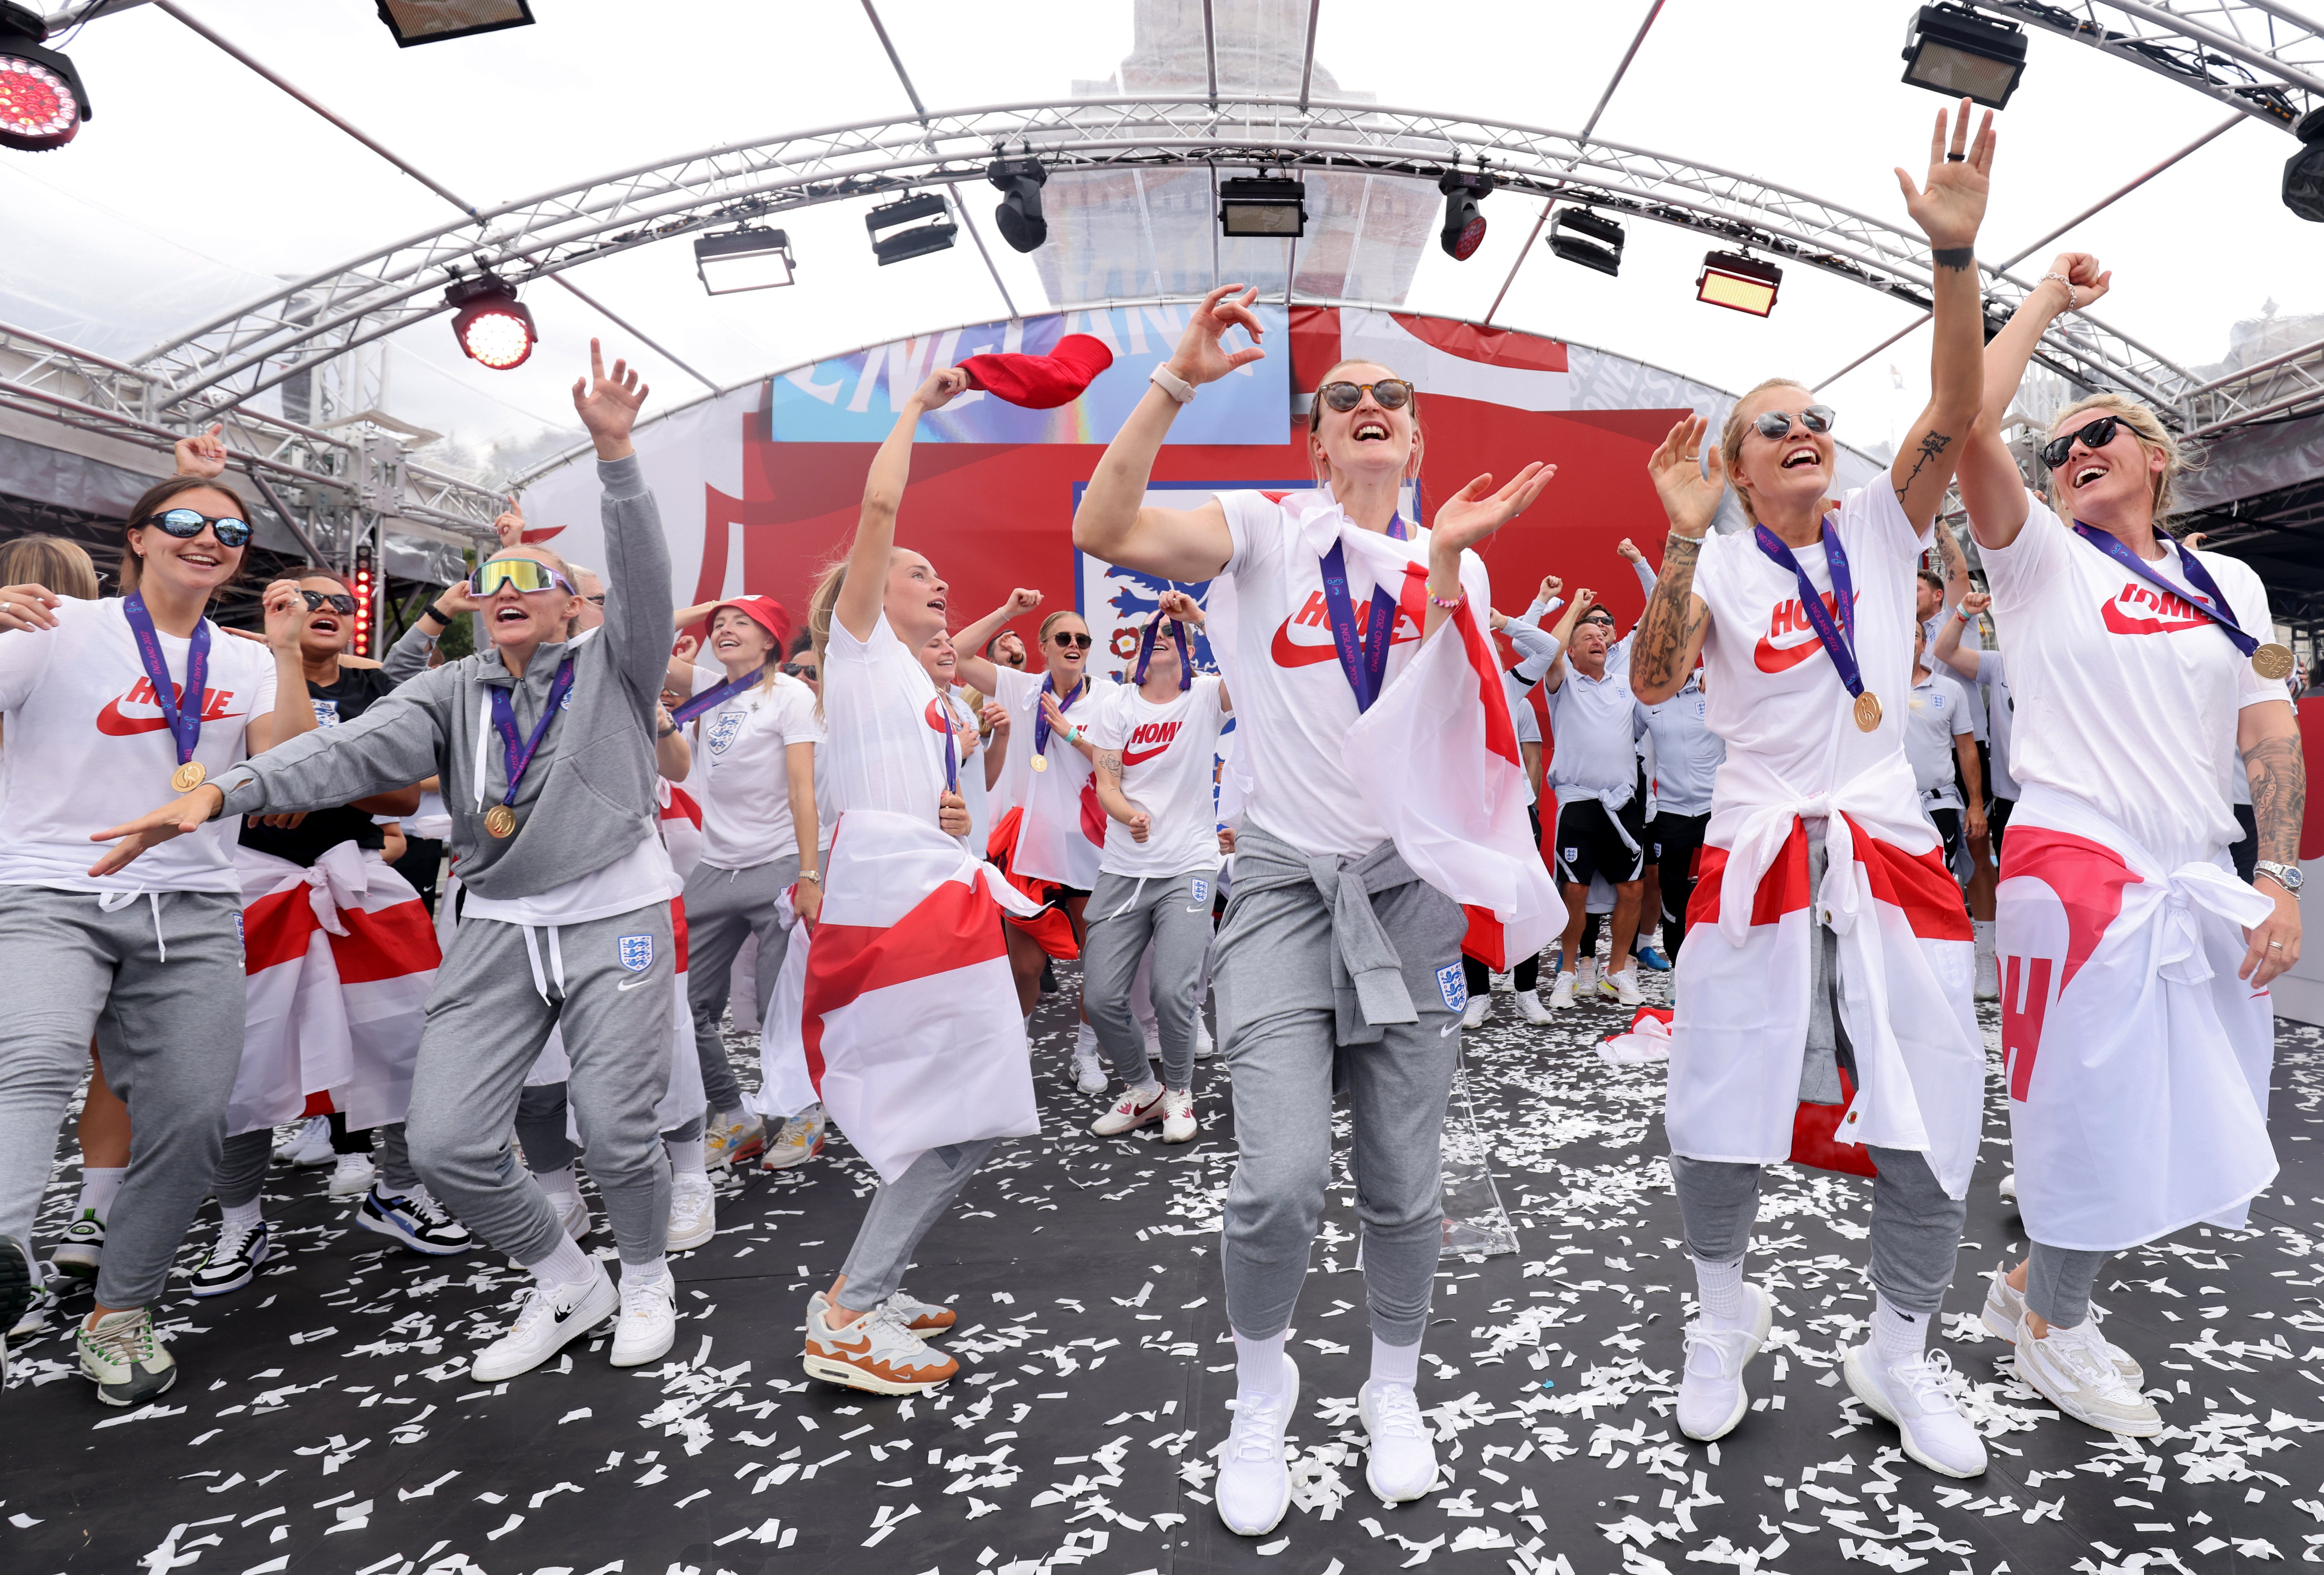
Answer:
[
  {"left": 353, "top": 544, "right": 375, "bottom": 658},
  {"left": 0, "top": 7, "right": 91, "bottom": 153},
  {"left": 1548, "top": 207, "right": 1623, "bottom": 276},
  {"left": 445, "top": 276, "right": 536, "bottom": 370},
  {"left": 1437, "top": 168, "right": 1497, "bottom": 261},
  {"left": 694, "top": 227, "right": 796, "bottom": 294},
  {"left": 2286, "top": 107, "right": 2324, "bottom": 222},
  {"left": 867, "top": 192, "right": 958, "bottom": 266},
  {"left": 1217, "top": 176, "right": 1308, "bottom": 238},
  {"left": 988, "top": 153, "right": 1049, "bottom": 253},
  {"left": 1696, "top": 250, "right": 1783, "bottom": 316},
  {"left": 376, "top": 0, "right": 535, "bottom": 48},
  {"left": 1901, "top": 4, "right": 2028, "bottom": 109}
]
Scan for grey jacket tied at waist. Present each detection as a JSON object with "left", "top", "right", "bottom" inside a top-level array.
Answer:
[{"left": 1232, "top": 827, "right": 1425, "bottom": 1044}]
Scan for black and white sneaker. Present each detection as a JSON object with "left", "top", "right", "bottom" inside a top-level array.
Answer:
[
  {"left": 1, "top": 1236, "right": 34, "bottom": 1385},
  {"left": 49, "top": 1208, "right": 103, "bottom": 1279},
  {"left": 189, "top": 1218, "right": 271, "bottom": 1298},
  {"left": 356, "top": 1186, "right": 473, "bottom": 1256}
]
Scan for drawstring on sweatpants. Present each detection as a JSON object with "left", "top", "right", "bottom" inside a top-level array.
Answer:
[
  {"left": 1100, "top": 877, "right": 1149, "bottom": 923},
  {"left": 520, "top": 924, "right": 566, "bottom": 1003},
  {"left": 97, "top": 889, "right": 167, "bottom": 961}
]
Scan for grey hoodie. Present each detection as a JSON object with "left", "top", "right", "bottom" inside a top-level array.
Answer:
[{"left": 214, "top": 456, "right": 673, "bottom": 899}]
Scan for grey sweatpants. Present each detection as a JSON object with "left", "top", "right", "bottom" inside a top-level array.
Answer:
[
  {"left": 517, "top": 1082, "right": 701, "bottom": 1176},
  {"left": 2025, "top": 1243, "right": 2109, "bottom": 1328},
  {"left": 1212, "top": 856, "right": 1466, "bottom": 1347},
  {"left": 836, "top": 1137, "right": 1000, "bottom": 1311},
  {"left": 1084, "top": 867, "right": 1214, "bottom": 1091},
  {"left": 0, "top": 885, "right": 246, "bottom": 1309},
  {"left": 215, "top": 1122, "right": 417, "bottom": 1208},
  {"left": 407, "top": 903, "right": 675, "bottom": 1268},
  {"left": 1671, "top": 1148, "right": 1966, "bottom": 1316},
  {"left": 682, "top": 856, "right": 798, "bottom": 1117}
]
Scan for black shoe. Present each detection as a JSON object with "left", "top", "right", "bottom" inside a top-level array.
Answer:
[{"left": 0, "top": 1237, "right": 33, "bottom": 1387}]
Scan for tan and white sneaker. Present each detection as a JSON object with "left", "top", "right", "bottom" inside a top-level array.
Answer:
[
  {"left": 803, "top": 1298, "right": 958, "bottom": 1395},
  {"left": 667, "top": 1173, "right": 716, "bottom": 1252},
  {"left": 78, "top": 1305, "right": 178, "bottom": 1407},
  {"left": 2012, "top": 1313, "right": 2160, "bottom": 1436},
  {"left": 1091, "top": 1084, "right": 1167, "bottom": 1137},
  {"left": 881, "top": 1289, "right": 956, "bottom": 1333},
  {"left": 704, "top": 1112, "right": 766, "bottom": 1170},
  {"left": 1160, "top": 1087, "right": 1198, "bottom": 1143},
  {"left": 1980, "top": 1264, "right": 2140, "bottom": 1384},
  {"left": 761, "top": 1105, "right": 827, "bottom": 1172}
]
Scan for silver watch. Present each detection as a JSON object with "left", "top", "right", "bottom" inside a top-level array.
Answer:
[{"left": 2254, "top": 859, "right": 2303, "bottom": 894}]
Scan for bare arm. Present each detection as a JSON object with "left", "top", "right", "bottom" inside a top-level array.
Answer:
[
  {"left": 654, "top": 709, "right": 690, "bottom": 782},
  {"left": 1932, "top": 516, "right": 1973, "bottom": 606},
  {"left": 836, "top": 368, "right": 968, "bottom": 642},
  {"left": 1539, "top": 589, "right": 1593, "bottom": 695},
  {"left": 952, "top": 588, "right": 1041, "bottom": 695},
  {"left": 245, "top": 580, "right": 320, "bottom": 754},
  {"left": 2239, "top": 698, "right": 2305, "bottom": 985},
  {"left": 1522, "top": 740, "right": 1543, "bottom": 800},
  {"left": 785, "top": 739, "right": 819, "bottom": 888},
  {"left": 1933, "top": 589, "right": 1985, "bottom": 679},
  {"left": 1890, "top": 101, "right": 1995, "bottom": 531},
  {"left": 1959, "top": 255, "right": 2109, "bottom": 552},
  {"left": 1631, "top": 417, "right": 1720, "bottom": 705},
  {"left": 1092, "top": 748, "right": 1148, "bottom": 841}
]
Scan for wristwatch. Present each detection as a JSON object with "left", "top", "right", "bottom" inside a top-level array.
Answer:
[
  {"left": 2255, "top": 859, "right": 2304, "bottom": 894},
  {"left": 1148, "top": 363, "right": 1197, "bottom": 404}
]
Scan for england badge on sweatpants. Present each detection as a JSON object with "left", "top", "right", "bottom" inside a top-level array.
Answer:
[
  {"left": 617, "top": 933, "right": 655, "bottom": 972},
  {"left": 1190, "top": 876, "right": 1210, "bottom": 905},
  {"left": 1436, "top": 962, "right": 1467, "bottom": 1014}
]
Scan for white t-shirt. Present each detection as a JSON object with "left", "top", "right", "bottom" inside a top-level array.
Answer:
[
  {"left": 462, "top": 833, "right": 680, "bottom": 928},
  {"left": 1088, "top": 675, "right": 1228, "bottom": 877},
  {"left": 1544, "top": 663, "right": 1644, "bottom": 809},
  {"left": 0, "top": 597, "right": 280, "bottom": 895},
  {"left": 686, "top": 667, "right": 824, "bottom": 870},
  {"left": 988, "top": 664, "right": 1103, "bottom": 887},
  {"left": 1980, "top": 493, "right": 2281, "bottom": 866},
  {"left": 1902, "top": 668, "right": 1974, "bottom": 807},
  {"left": 1692, "top": 484, "right": 1929, "bottom": 808},
  {"left": 818, "top": 610, "right": 950, "bottom": 833}
]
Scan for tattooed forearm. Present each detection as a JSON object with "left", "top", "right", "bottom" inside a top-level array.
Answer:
[
  {"left": 1895, "top": 430, "right": 1954, "bottom": 504},
  {"left": 1630, "top": 536, "right": 1708, "bottom": 698},
  {"left": 1096, "top": 749, "right": 1123, "bottom": 783},
  {"left": 2249, "top": 734, "right": 2306, "bottom": 868}
]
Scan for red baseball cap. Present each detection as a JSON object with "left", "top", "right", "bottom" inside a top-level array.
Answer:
[{"left": 707, "top": 595, "right": 794, "bottom": 655}]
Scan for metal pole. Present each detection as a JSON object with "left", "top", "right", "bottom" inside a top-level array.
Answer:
[{"left": 544, "top": 275, "right": 719, "bottom": 391}]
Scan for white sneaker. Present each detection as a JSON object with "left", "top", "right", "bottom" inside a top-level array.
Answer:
[
  {"left": 1159, "top": 1087, "right": 1198, "bottom": 1144},
  {"left": 1359, "top": 1377, "right": 1437, "bottom": 1502},
  {"left": 1676, "top": 1283, "right": 1772, "bottom": 1442},
  {"left": 2012, "top": 1312, "right": 2160, "bottom": 1436},
  {"left": 1071, "top": 1039, "right": 1109, "bottom": 1096},
  {"left": 1193, "top": 1021, "right": 1218, "bottom": 1060},
  {"left": 1974, "top": 920, "right": 1999, "bottom": 1001},
  {"left": 1997, "top": 1170, "right": 2017, "bottom": 1204},
  {"left": 1602, "top": 967, "right": 1643, "bottom": 1006},
  {"left": 274, "top": 1115, "right": 334, "bottom": 1168},
  {"left": 1216, "top": 1355, "right": 1300, "bottom": 1536},
  {"left": 1546, "top": 974, "right": 1575, "bottom": 1010},
  {"left": 1844, "top": 1342, "right": 1987, "bottom": 1477},
  {"left": 327, "top": 1152, "right": 377, "bottom": 1198},
  {"left": 803, "top": 1299, "right": 958, "bottom": 1394},
  {"left": 609, "top": 1271, "right": 676, "bottom": 1368},
  {"left": 472, "top": 1262, "right": 618, "bottom": 1382},
  {"left": 1092, "top": 1084, "right": 1167, "bottom": 1137},
  {"left": 761, "top": 1104, "right": 827, "bottom": 1171},
  {"left": 1982, "top": 1266, "right": 2141, "bottom": 1383},
  {"left": 549, "top": 1188, "right": 592, "bottom": 1242},
  {"left": 667, "top": 1173, "right": 716, "bottom": 1252},
  {"left": 189, "top": 1218, "right": 270, "bottom": 1298},
  {"left": 1515, "top": 988, "right": 1554, "bottom": 1024},
  {"left": 1574, "top": 957, "right": 1599, "bottom": 995},
  {"left": 1461, "top": 993, "right": 1490, "bottom": 1029}
]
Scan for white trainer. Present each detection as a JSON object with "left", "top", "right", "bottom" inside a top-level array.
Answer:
[
  {"left": 1980, "top": 1264, "right": 2140, "bottom": 1383},
  {"left": 1461, "top": 994, "right": 1491, "bottom": 1030},
  {"left": 667, "top": 1173, "right": 716, "bottom": 1253},
  {"left": 1844, "top": 1342, "right": 1987, "bottom": 1477},
  {"left": 1676, "top": 1283, "right": 1772, "bottom": 1442},
  {"left": 1193, "top": 1021, "right": 1219, "bottom": 1060},
  {"left": 1603, "top": 967, "right": 1644, "bottom": 1007},
  {"left": 1546, "top": 974, "right": 1576, "bottom": 1010},
  {"left": 1216, "top": 1355, "right": 1300, "bottom": 1537},
  {"left": 1515, "top": 989, "right": 1555, "bottom": 1025},
  {"left": 472, "top": 1262, "right": 617, "bottom": 1382},
  {"left": 1159, "top": 1087, "right": 1198, "bottom": 1144},
  {"left": 1091, "top": 1084, "right": 1166, "bottom": 1137},
  {"left": 1574, "top": 957, "right": 1599, "bottom": 995},
  {"left": 274, "top": 1115, "right": 335, "bottom": 1168},
  {"left": 609, "top": 1272, "right": 677, "bottom": 1368},
  {"left": 2012, "top": 1313, "right": 2160, "bottom": 1435},
  {"left": 327, "top": 1152, "right": 377, "bottom": 1198},
  {"left": 1358, "top": 1377, "right": 1437, "bottom": 1503},
  {"left": 1997, "top": 1170, "right": 2017, "bottom": 1204},
  {"left": 1071, "top": 1041, "right": 1109, "bottom": 1095}
]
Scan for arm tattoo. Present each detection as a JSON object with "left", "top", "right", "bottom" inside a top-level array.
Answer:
[
  {"left": 1895, "top": 430, "right": 1953, "bottom": 504},
  {"left": 1096, "top": 749, "right": 1123, "bottom": 782},
  {"left": 1632, "top": 536, "right": 1708, "bottom": 694},
  {"left": 2248, "top": 734, "right": 2307, "bottom": 867}
]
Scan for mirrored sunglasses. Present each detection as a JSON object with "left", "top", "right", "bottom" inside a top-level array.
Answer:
[
  {"left": 1750, "top": 405, "right": 1835, "bottom": 441},
  {"left": 299, "top": 589, "right": 358, "bottom": 614},
  {"left": 138, "top": 507, "right": 252, "bottom": 549},
  {"left": 2039, "top": 415, "right": 2130, "bottom": 472},
  {"left": 469, "top": 558, "right": 575, "bottom": 596}
]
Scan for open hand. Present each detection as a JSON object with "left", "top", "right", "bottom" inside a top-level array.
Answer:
[
  {"left": 1431, "top": 463, "right": 1556, "bottom": 560},
  {"left": 980, "top": 700, "right": 1009, "bottom": 735},
  {"left": 1897, "top": 98, "right": 1993, "bottom": 252},
  {"left": 261, "top": 578, "right": 308, "bottom": 652},
  {"left": 573, "top": 339, "right": 650, "bottom": 461},
  {"left": 1038, "top": 693, "right": 1074, "bottom": 733},
  {"left": 1165, "top": 284, "right": 1267, "bottom": 386},
  {"left": 174, "top": 423, "right": 228, "bottom": 480},
  {"left": 89, "top": 786, "right": 225, "bottom": 877},
  {"left": 1647, "top": 416, "right": 1725, "bottom": 539},
  {"left": 0, "top": 582, "right": 63, "bottom": 632}
]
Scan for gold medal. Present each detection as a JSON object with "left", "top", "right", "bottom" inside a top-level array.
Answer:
[
  {"left": 1030, "top": 754, "right": 1048, "bottom": 773},
  {"left": 2253, "top": 642, "right": 2295, "bottom": 682},
  {"left": 1853, "top": 691, "right": 1882, "bottom": 733},
  {"left": 171, "top": 761, "right": 207, "bottom": 794},
  {"left": 483, "top": 804, "right": 518, "bottom": 838}
]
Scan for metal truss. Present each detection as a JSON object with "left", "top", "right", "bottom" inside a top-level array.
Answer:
[
  {"left": 1969, "top": 1, "right": 2324, "bottom": 129},
  {"left": 125, "top": 96, "right": 2196, "bottom": 422}
]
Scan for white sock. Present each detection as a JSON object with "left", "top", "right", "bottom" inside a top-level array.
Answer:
[
  {"left": 714, "top": 1107, "right": 746, "bottom": 1128},
  {"left": 1075, "top": 1021, "right": 1098, "bottom": 1052},
  {"left": 523, "top": 1233, "right": 594, "bottom": 1294},
  {"left": 621, "top": 1255, "right": 671, "bottom": 1290},
  {"left": 1872, "top": 1293, "right": 1928, "bottom": 1364},
  {"left": 1972, "top": 918, "right": 1994, "bottom": 953},
  {"left": 666, "top": 1137, "right": 707, "bottom": 1176},
  {"left": 1370, "top": 1334, "right": 1421, "bottom": 1389},
  {"left": 1692, "top": 1254, "right": 1744, "bottom": 1327},
  {"left": 78, "top": 1165, "right": 124, "bottom": 1221},
  {"left": 220, "top": 1199, "right": 263, "bottom": 1233},
  {"left": 1131, "top": 1080, "right": 1162, "bottom": 1101},
  {"left": 535, "top": 1166, "right": 581, "bottom": 1200},
  {"left": 1233, "top": 1329, "right": 1287, "bottom": 1400}
]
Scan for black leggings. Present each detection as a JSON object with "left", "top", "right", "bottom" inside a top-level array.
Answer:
[{"left": 1464, "top": 952, "right": 1538, "bottom": 997}]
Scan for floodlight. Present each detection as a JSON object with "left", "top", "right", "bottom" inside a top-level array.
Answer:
[
  {"left": 446, "top": 276, "right": 536, "bottom": 371},
  {"left": 867, "top": 192, "right": 957, "bottom": 266},
  {"left": 0, "top": 6, "right": 90, "bottom": 153},
  {"left": 695, "top": 227, "right": 796, "bottom": 294},
  {"left": 1548, "top": 208, "right": 1623, "bottom": 276},
  {"left": 1217, "top": 176, "right": 1308, "bottom": 238},
  {"left": 376, "top": 0, "right": 536, "bottom": 48},
  {"left": 2287, "top": 107, "right": 2324, "bottom": 222},
  {"left": 1437, "top": 168, "right": 1497, "bottom": 261},
  {"left": 1697, "top": 251, "right": 1783, "bottom": 316},
  {"left": 1901, "top": 4, "right": 2027, "bottom": 109},
  {"left": 989, "top": 154, "right": 1049, "bottom": 253}
]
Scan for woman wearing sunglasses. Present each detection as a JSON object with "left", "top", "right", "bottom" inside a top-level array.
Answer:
[
  {"left": 0, "top": 461, "right": 315, "bottom": 1405},
  {"left": 1628, "top": 101, "right": 1996, "bottom": 1478},
  {"left": 95, "top": 343, "right": 691, "bottom": 1385},
  {"left": 1073, "top": 282, "right": 1555, "bottom": 1534},
  {"left": 1952, "top": 259, "right": 2301, "bottom": 1437}
]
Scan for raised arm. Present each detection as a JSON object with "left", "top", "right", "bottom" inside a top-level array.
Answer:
[
  {"left": 837, "top": 367, "right": 967, "bottom": 642},
  {"left": 1932, "top": 589, "right": 1986, "bottom": 680},
  {"left": 952, "top": 587, "right": 1041, "bottom": 695},
  {"left": 1539, "top": 588, "right": 1593, "bottom": 695},
  {"left": 1631, "top": 416, "right": 1719, "bottom": 704},
  {"left": 1931, "top": 515, "right": 1973, "bottom": 609},
  {"left": 1958, "top": 253, "right": 2109, "bottom": 552},
  {"left": 1890, "top": 100, "right": 1994, "bottom": 532},
  {"left": 570, "top": 343, "right": 670, "bottom": 724},
  {"left": 1070, "top": 285, "right": 1260, "bottom": 581},
  {"left": 1618, "top": 538, "right": 1657, "bottom": 597},
  {"left": 243, "top": 578, "right": 322, "bottom": 755}
]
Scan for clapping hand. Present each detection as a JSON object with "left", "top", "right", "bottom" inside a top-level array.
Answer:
[{"left": 1647, "top": 415, "right": 1725, "bottom": 539}]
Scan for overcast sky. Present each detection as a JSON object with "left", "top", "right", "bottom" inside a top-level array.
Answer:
[{"left": 4, "top": 0, "right": 2314, "bottom": 472}]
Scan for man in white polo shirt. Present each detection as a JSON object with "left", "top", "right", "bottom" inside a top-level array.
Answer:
[
  {"left": 1902, "top": 621, "right": 1982, "bottom": 886},
  {"left": 1540, "top": 592, "right": 1649, "bottom": 1008}
]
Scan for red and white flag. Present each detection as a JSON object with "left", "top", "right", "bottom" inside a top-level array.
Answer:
[
  {"left": 232, "top": 843, "right": 440, "bottom": 1136},
  {"left": 804, "top": 808, "right": 1045, "bottom": 1183}
]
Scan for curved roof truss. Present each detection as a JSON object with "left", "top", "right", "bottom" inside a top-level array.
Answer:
[{"left": 1969, "top": 1, "right": 2324, "bottom": 129}]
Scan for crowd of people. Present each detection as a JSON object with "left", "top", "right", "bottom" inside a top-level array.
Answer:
[{"left": 0, "top": 98, "right": 2306, "bottom": 1538}]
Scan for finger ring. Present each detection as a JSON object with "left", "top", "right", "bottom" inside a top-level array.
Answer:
[
  {"left": 2271, "top": 941, "right": 2285, "bottom": 949},
  {"left": 1945, "top": 152, "right": 1965, "bottom": 162}
]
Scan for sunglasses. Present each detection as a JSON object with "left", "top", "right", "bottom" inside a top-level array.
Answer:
[
  {"left": 2039, "top": 415, "right": 2131, "bottom": 473},
  {"left": 1050, "top": 631, "right": 1093, "bottom": 650},
  {"left": 782, "top": 662, "right": 819, "bottom": 681},
  {"left": 298, "top": 589, "right": 358, "bottom": 615},
  {"left": 469, "top": 559, "right": 575, "bottom": 597},
  {"left": 1318, "top": 378, "right": 1414, "bottom": 413},
  {"left": 1751, "top": 405, "right": 1835, "bottom": 441},
  {"left": 583, "top": 594, "right": 607, "bottom": 607},
  {"left": 137, "top": 507, "right": 251, "bottom": 549}
]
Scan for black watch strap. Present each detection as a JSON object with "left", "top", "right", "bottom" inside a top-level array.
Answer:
[{"left": 424, "top": 600, "right": 454, "bottom": 627}]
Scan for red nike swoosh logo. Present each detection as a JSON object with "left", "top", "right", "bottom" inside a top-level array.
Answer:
[
  {"left": 1269, "top": 621, "right": 1417, "bottom": 669},
  {"left": 95, "top": 699, "right": 174, "bottom": 735},
  {"left": 1121, "top": 742, "right": 1171, "bottom": 766},
  {"left": 2101, "top": 596, "right": 2210, "bottom": 637},
  {"left": 1751, "top": 632, "right": 1825, "bottom": 674}
]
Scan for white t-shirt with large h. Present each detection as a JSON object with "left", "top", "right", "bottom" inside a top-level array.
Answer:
[{"left": 1088, "top": 675, "right": 1228, "bottom": 877}]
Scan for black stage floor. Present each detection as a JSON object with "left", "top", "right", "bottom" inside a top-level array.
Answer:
[{"left": 9, "top": 964, "right": 2324, "bottom": 1575}]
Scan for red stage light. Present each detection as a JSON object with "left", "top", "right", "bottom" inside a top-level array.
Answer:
[
  {"left": 0, "top": 31, "right": 88, "bottom": 152},
  {"left": 447, "top": 277, "right": 536, "bottom": 370},
  {"left": 353, "top": 547, "right": 375, "bottom": 657}
]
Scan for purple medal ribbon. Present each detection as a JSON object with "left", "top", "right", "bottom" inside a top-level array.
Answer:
[
  {"left": 121, "top": 591, "right": 210, "bottom": 770},
  {"left": 488, "top": 656, "right": 579, "bottom": 813},
  {"left": 938, "top": 700, "right": 960, "bottom": 794},
  {"left": 1751, "top": 517, "right": 1868, "bottom": 701},
  {"left": 1317, "top": 541, "right": 1400, "bottom": 713},
  {"left": 669, "top": 666, "right": 767, "bottom": 727},
  {"left": 1132, "top": 614, "right": 1193, "bottom": 692},
  {"left": 2070, "top": 522, "right": 2259, "bottom": 658},
  {"left": 1030, "top": 672, "right": 1084, "bottom": 760}
]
